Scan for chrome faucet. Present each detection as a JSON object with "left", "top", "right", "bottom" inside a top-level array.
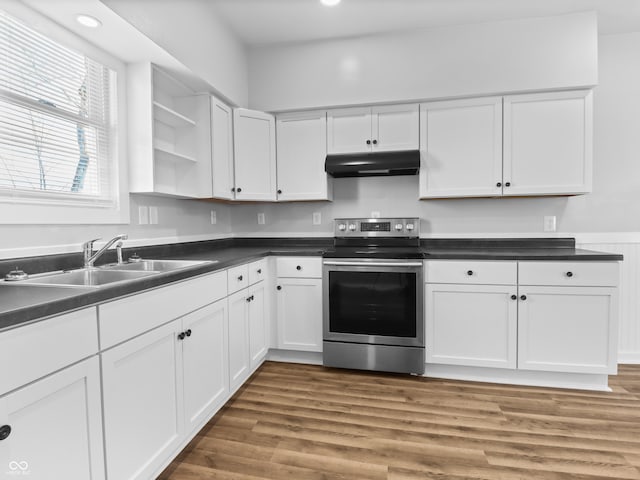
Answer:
[{"left": 83, "top": 234, "right": 128, "bottom": 268}]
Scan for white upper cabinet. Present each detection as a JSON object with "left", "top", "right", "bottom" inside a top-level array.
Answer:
[
  {"left": 327, "top": 104, "right": 418, "bottom": 154},
  {"left": 233, "top": 108, "right": 277, "bottom": 201},
  {"left": 210, "top": 95, "right": 235, "bottom": 200},
  {"left": 420, "top": 97, "right": 503, "bottom": 198},
  {"left": 503, "top": 90, "right": 593, "bottom": 196},
  {"left": 128, "top": 62, "right": 212, "bottom": 198},
  {"left": 419, "top": 89, "right": 593, "bottom": 199},
  {"left": 276, "top": 111, "right": 332, "bottom": 201}
]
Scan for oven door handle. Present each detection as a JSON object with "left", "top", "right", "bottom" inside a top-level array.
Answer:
[{"left": 323, "top": 260, "right": 423, "bottom": 267}]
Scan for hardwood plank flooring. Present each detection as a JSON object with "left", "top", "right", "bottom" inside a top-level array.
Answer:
[{"left": 159, "top": 363, "right": 640, "bottom": 480}]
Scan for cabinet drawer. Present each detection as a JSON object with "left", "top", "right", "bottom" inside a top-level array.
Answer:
[
  {"left": 248, "top": 258, "right": 267, "bottom": 285},
  {"left": 425, "top": 260, "right": 517, "bottom": 285},
  {"left": 276, "top": 256, "right": 322, "bottom": 278},
  {"left": 519, "top": 261, "right": 620, "bottom": 287},
  {"left": 228, "top": 264, "right": 249, "bottom": 293},
  {"left": 0, "top": 308, "right": 98, "bottom": 394},
  {"left": 99, "top": 271, "right": 227, "bottom": 349}
]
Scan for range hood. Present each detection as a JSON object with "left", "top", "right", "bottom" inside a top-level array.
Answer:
[{"left": 325, "top": 150, "right": 420, "bottom": 178}]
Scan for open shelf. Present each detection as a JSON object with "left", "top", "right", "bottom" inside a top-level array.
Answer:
[
  {"left": 154, "top": 144, "right": 197, "bottom": 163},
  {"left": 153, "top": 101, "right": 196, "bottom": 128}
]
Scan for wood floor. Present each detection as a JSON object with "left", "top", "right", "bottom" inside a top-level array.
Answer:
[{"left": 159, "top": 362, "right": 640, "bottom": 480}]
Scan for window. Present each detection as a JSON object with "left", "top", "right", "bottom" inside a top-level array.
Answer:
[{"left": 0, "top": 9, "right": 116, "bottom": 206}]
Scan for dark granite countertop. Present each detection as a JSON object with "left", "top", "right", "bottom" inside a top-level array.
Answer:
[{"left": 0, "top": 237, "right": 622, "bottom": 332}]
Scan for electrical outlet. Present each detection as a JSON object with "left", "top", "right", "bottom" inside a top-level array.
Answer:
[
  {"left": 371, "top": 211, "right": 381, "bottom": 218},
  {"left": 138, "top": 205, "right": 149, "bottom": 225},
  {"left": 257, "top": 212, "right": 265, "bottom": 225},
  {"left": 210, "top": 210, "right": 217, "bottom": 225},
  {"left": 543, "top": 215, "right": 557, "bottom": 232},
  {"left": 312, "top": 212, "right": 321, "bottom": 225},
  {"left": 149, "top": 206, "right": 158, "bottom": 225}
]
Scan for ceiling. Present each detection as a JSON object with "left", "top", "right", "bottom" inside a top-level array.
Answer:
[{"left": 211, "top": 0, "right": 640, "bottom": 46}]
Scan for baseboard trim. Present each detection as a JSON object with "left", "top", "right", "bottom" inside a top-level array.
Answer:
[{"left": 267, "top": 349, "right": 323, "bottom": 365}]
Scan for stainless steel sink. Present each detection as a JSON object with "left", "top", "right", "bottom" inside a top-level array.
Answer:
[
  {"left": 20, "top": 269, "right": 155, "bottom": 288},
  {"left": 104, "top": 259, "right": 215, "bottom": 272}
]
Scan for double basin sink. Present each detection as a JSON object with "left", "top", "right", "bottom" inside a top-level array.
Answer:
[{"left": 13, "top": 259, "right": 215, "bottom": 289}]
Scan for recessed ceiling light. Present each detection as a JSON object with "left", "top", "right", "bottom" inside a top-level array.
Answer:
[
  {"left": 320, "top": 0, "right": 341, "bottom": 6},
  {"left": 76, "top": 14, "right": 102, "bottom": 28}
]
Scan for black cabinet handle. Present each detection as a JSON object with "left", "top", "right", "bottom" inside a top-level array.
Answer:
[
  {"left": 566, "top": 271, "right": 573, "bottom": 277},
  {"left": 251, "top": 295, "right": 254, "bottom": 301},
  {"left": 372, "top": 139, "right": 378, "bottom": 145},
  {"left": 496, "top": 182, "right": 502, "bottom": 187},
  {"left": 511, "top": 294, "right": 517, "bottom": 300},
  {"left": 520, "top": 295, "right": 527, "bottom": 301},
  {"left": 296, "top": 265, "right": 302, "bottom": 271},
  {"left": 246, "top": 296, "right": 251, "bottom": 302},
  {"left": 185, "top": 329, "right": 192, "bottom": 337},
  {"left": 257, "top": 269, "right": 262, "bottom": 274},
  {"left": 277, "top": 285, "right": 282, "bottom": 290},
  {"left": 238, "top": 275, "right": 243, "bottom": 281},
  {"left": 231, "top": 187, "right": 235, "bottom": 193},
  {"left": 177, "top": 332, "right": 186, "bottom": 340},
  {"left": 0, "top": 425, "right": 11, "bottom": 441},
  {"left": 237, "top": 187, "right": 242, "bottom": 193},
  {"left": 467, "top": 270, "right": 473, "bottom": 276},
  {"left": 366, "top": 140, "right": 371, "bottom": 145},
  {"left": 505, "top": 182, "right": 511, "bottom": 187},
  {"left": 277, "top": 189, "right": 282, "bottom": 194}
]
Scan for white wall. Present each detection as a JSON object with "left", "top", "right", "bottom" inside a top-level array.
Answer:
[
  {"left": 0, "top": 195, "right": 232, "bottom": 259},
  {"left": 248, "top": 12, "right": 598, "bottom": 112},
  {"left": 232, "top": 31, "right": 640, "bottom": 236},
  {"left": 103, "top": 0, "right": 249, "bottom": 107}
]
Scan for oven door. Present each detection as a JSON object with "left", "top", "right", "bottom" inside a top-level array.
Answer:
[{"left": 323, "top": 259, "right": 424, "bottom": 348}]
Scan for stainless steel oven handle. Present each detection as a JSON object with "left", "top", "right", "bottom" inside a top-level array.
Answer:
[{"left": 323, "top": 260, "right": 423, "bottom": 267}]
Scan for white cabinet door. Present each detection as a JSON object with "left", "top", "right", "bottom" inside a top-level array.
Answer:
[
  {"left": 182, "top": 299, "right": 229, "bottom": 434},
  {"left": 0, "top": 357, "right": 104, "bottom": 480},
  {"left": 276, "top": 278, "right": 323, "bottom": 352},
  {"left": 102, "top": 321, "right": 183, "bottom": 480},
  {"left": 326, "top": 107, "right": 372, "bottom": 154},
  {"left": 372, "top": 104, "right": 419, "bottom": 152},
  {"left": 233, "top": 108, "right": 277, "bottom": 201},
  {"left": 248, "top": 282, "right": 268, "bottom": 369},
  {"left": 211, "top": 95, "right": 235, "bottom": 200},
  {"left": 517, "top": 286, "right": 618, "bottom": 374},
  {"left": 420, "top": 97, "right": 503, "bottom": 198},
  {"left": 227, "top": 289, "right": 251, "bottom": 392},
  {"left": 503, "top": 90, "right": 593, "bottom": 196},
  {"left": 276, "top": 111, "right": 331, "bottom": 201},
  {"left": 425, "top": 284, "right": 518, "bottom": 369}
]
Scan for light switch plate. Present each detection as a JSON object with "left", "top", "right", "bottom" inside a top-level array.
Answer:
[
  {"left": 149, "top": 206, "right": 158, "bottom": 225},
  {"left": 138, "top": 206, "right": 149, "bottom": 225},
  {"left": 312, "top": 212, "right": 321, "bottom": 225},
  {"left": 210, "top": 210, "right": 217, "bottom": 225},
  {"left": 257, "top": 212, "right": 265, "bottom": 225},
  {"left": 543, "top": 215, "right": 557, "bottom": 232}
]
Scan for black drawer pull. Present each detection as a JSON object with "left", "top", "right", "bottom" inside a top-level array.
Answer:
[
  {"left": 496, "top": 182, "right": 502, "bottom": 187},
  {"left": 511, "top": 294, "right": 517, "bottom": 300},
  {"left": 467, "top": 270, "right": 473, "bottom": 276},
  {"left": 185, "top": 329, "right": 192, "bottom": 337},
  {"left": 0, "top": 425, "right": 11, "bottom": 441},
  {"left": 238, "top": 275, "right": 243, "bottom": 281},
  {"left": 566, "top": 271, "right": 573, "bottom": 277},
  {"left": 257, "top": 269, "right": 262, "bottom": 274},
  {"left": 277, "top": 285, "right": 282, "bottom": 290},
  {"left": 177, "top": 332, "right": 186, "bottom": 340},
  {"left": 296, "top": 265, "right": 302, "bottom": 271},
  {"left": 520, "top": 295, "right": 527, "bottom": 301}
]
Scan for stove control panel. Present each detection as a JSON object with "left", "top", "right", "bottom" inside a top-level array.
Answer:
[{"left": 334, "top": 218, "right": 420, "bottom": 238}]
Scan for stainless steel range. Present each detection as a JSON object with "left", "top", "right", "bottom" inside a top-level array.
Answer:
[{"left": 322, "top": 218, "right": 425, "bottom": 375}]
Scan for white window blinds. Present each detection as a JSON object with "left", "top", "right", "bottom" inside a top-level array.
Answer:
[{"left": 0, "top": 10, "right": 116, "bottom": 203}]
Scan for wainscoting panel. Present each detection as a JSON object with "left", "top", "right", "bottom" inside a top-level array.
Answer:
[{"left": 576, "top": 237, "right": 640, "bottom": 363}]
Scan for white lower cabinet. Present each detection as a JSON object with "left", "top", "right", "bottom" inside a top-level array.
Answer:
[
  {"left": 248, "top": 282, "right": 268, "bottom": 369},
  {"left": 228, "top": 288, "right": 251, "bottom": 392},
  {"left": 0, "top": 357, "right": 104, "bottom": 480},
  {"left": 102, "top": 299, "right": 229, "bottom": 480},
  {"left": 425, "top": 283, "right": 517, "bottom": 369},
  {"left": 276, "top": 277, "right": 323, "bottom": 352},
  {"left": 517, "top": 286, "right": 618, "bottom": 374}
]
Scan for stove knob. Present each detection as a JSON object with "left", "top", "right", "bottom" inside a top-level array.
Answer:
[
  {"left": 338, "top": 223, "right": 347, "bottom": 232},
  {"left": 348, "top": 224, "right": 357, "bottom": 231},
  {"left": 406, "top": 223, "right": 414, "bottom": 231},
  {"left": 395, "top": 223, "right": 404, "bottom": 231}
]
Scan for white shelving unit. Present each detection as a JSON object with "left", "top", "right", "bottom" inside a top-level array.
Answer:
[{"left": 128, "top": 62, "right": 212, "bottom": 198}]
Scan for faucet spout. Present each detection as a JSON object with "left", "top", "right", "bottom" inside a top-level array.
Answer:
[{"left": 83, "top": 234, "right": 128, "bottom": 268}]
